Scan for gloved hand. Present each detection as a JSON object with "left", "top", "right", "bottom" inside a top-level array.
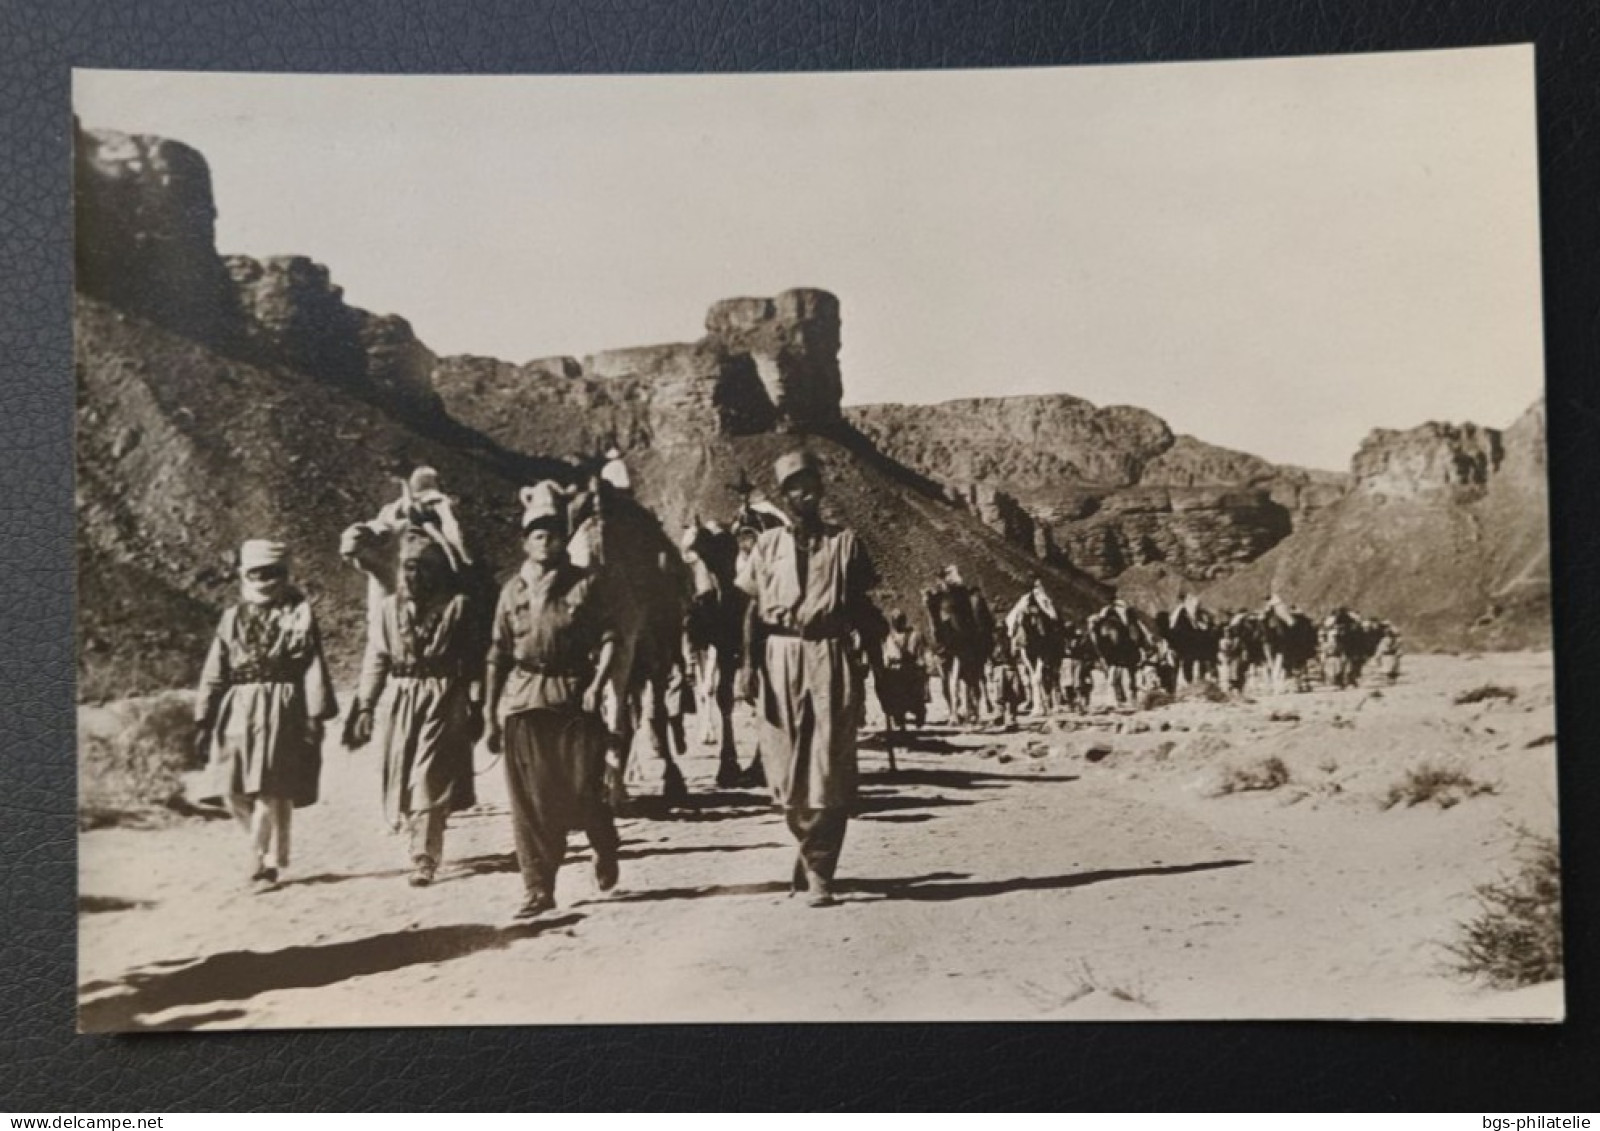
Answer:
[{"left": 191, "top": 723, "right": 211, "bottom": 769}]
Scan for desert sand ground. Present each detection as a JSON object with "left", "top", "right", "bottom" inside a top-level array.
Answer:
[{"left": 78, "top": 652, "right": 1563, "bottom": 1030}]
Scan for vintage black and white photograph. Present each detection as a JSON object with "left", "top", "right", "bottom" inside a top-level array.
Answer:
[{"left": 74, "top": 47, "right": 1559, "bottom": 1030}]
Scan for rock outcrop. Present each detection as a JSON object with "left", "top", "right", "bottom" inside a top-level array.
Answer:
[
  {"left": 227, "top": 255, "right": 442, "bottom": 417},
  {"left": 75, "top": 124, "right": 443, "bottom": 419},
  {"left": 74, "top": 123, "right": 237, "bottom": 341},
  {"left": 1206, "top": 405, "right": 1550, "bottom": 650},
  {"left": 847, "top": 396, "right": 1346, "bottom": 585},
  {"left": 433, "top": 288, "right": 844, "bottom": 453},
  {"left": 704, "top": 289, "right": 843, "bottom": 429},
  {"left": 1350, "top": 421, "right": 1504, "bottom": 500}
]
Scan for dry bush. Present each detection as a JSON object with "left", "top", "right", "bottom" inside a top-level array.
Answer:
[
  {"left": 1383, "top": 762, "right": 1497, "bottom": 810},
  {"left": 1213, "top": 756, "right": 1290, "bottom": 796},
  {"left": 1177, "top": 679, "right": 1229, "bottom": 704},
  {"left": 1447, "top": 831, "right": 1563, "bottom": 989},
  {"left": 79, "top": 693, "right": 198, "bottom": 829},
  {"left": 1454, "top": 684, "right": 1518, "bottom": 706},
  {"left": 1139, "top": 687, "right": 1173, "bottom": 710}
]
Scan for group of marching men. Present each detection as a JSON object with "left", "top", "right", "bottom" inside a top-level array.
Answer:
[
  {"left": 187, "top": 446, "right": 1403, "bottom": 920},
  {"left": 191, "top": 450, "right": 884, "bottom": 917},
  {"left": 872, "top": 579, "right": 1404, "bottom": 729}
]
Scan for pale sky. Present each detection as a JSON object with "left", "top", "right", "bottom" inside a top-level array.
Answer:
[{"left": 75, "top": 47, "right": 1544, "bottom": 471}]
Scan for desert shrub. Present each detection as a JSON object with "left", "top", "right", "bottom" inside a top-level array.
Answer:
[
  {"left": 1213, "top": 756, "right": 1290, "bottom": 796},
  {"left": 1177, "top": 679, "right": 1229, "bottom": 704},
  {"left": 1383, "top": 762, "right": 1497, "bottom": 810},
  {"left": 1447, "top": 832, "right": 1563, "bottom": 988},
  {"left": 1454, "top": 684, "right": 1517, "bottom": 706},
  {"left": 1139, "top": 687, "right": 1173, "bottom": 710},
  {"left": 79, "top": 693, "right": 198, "bottom": 828}
]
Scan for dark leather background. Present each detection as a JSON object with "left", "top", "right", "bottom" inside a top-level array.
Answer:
[{"left": 3, "top": 0, "right": 1597, "bottom": 1111}]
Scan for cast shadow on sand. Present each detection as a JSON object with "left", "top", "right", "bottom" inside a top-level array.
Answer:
[
  {"left": 77, "top": 915, "right": 583, "bottom": 1033},
  {"left": 450, "top": 839, "right": 788, "bottom": 880},
  {"left": 600, "top": 859, "right": 1251, "bottom": 906}
]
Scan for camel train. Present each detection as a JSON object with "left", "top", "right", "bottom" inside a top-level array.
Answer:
[{"left": 340, "top": 462, "right": 1403, "bottom": 805}]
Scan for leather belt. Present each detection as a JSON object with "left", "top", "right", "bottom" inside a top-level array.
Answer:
[
  {"left": 227, "top": 671, "right": 297, "bottom": 686},
  {"left": 762, "top": 624, "right": 849, "bottom": 642},
  {"left": 390, "top": 663, "right": 460, "bottom": 679}
]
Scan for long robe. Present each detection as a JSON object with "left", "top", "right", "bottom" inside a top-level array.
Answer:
[
  {"left": 358, "top": 591, "right": 479, "bottom": 828},
  {"left": 196, "top": 594, "right": 338, "bottom": 807},
  {"left": 739, "top": 524, "right": 879, "bottom": 810}
]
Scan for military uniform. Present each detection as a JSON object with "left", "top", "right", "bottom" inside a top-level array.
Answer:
[
  {"left": 739, "top": 451, "right": 882, "bottom": 904},
  {"left": 487, "top": 486, "right": 621, "bottom": 915}
]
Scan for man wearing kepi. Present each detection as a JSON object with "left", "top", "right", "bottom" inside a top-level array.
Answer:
[
  {"left": 346, "top": 526, "right": 482, "bottom": 888},
  {"left": 739, "top": 450, "right": 884, "bottom": 907},
  {"left": 484, "top": 482, "right": 622, "bottom": 920},
  {"left": 195, "top": 539, "right": 338, "bottom": 890}
]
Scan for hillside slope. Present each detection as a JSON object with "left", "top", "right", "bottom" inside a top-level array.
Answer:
[
  {"left": 75, "top": 298, "right": 559, "bottom": 700},
  {"left": 434, "top": 365, "right": 1113, "bottom": 623}
]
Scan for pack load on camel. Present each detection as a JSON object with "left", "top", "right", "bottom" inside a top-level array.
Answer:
[
  {"left": 338, "top": 468, "right": 498, "bottom": 735},
  {"left": 1086, "top": 598, "right": 1151, "bottom": 706},
  {"left": 1156, "top": 592, "right": 1221, "bottom": 687},
  {"left": 1258, "top": 594, "right": 1320, "bottom": 694},
  {"left": 1005, "top": 579, "right": 1066, "bottom": 716}
]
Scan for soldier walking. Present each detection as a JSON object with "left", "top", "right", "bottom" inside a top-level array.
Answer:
[
  {"left": 484, "top": 483, "right": 622, "bottom": 920},
  {"left": 738, "top": 450, "right": 884, "bottom": 907}
]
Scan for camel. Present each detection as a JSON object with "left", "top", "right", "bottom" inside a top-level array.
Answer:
[
  {"left": 680, "top": 519, "right": 757, "bottom": 788},
  {"left": 1012, "top": 598, "right": 1065, "bottom": 715},
  {"left": 1088, "top": 603, "right": 1148, "bottom": 707},
  {"left": 1259, "top": 601, "right": 1319, "bottom": 694},
  {"left": 1160, "top": 600, "right": 1221, "bottom": 687},
  {"left": 925, "top": 575, "right": 994, "bottom": 725},
  {"left": 563, "top": 477, "right": 692, "bottom": 808}
]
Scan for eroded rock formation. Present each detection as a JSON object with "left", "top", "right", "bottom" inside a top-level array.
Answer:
[
  {"left": 75, "top": 124, "right": 442, "bottom": 418},
  {"left": 432, "top": 288, "right": 845, "bottom": 453},
  {"left": 847, "top": 395, "right": 1346, "bottom": 584}
]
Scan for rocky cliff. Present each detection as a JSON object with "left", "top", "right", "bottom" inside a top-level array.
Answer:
[
  {"left": 75, "top": 123, "right": 443, "bottom": 420},
  {"left": 432, "top": 286, "right": 844, "bottom": 454},
  {"left": 1205, "top": 404, "right": 1550, "bottom": 650},
  {"left": 75, "top": 124, "right": 1112, "bottom": 702},
  {"left": 846, "top": 397, "right": 1346, "bottom": 584},
  {"left": 431, "top": 299, "right": 1112, "bottom": 622}
]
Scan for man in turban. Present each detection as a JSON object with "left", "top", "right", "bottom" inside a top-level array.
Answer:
[
  {"left": 195, "top": 540, "right": 338, "bottom": 889},
  {"left": 346, "top": 526, "right": 483, "bottom": 887}
]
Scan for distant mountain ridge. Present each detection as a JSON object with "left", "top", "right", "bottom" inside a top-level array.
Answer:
[
  {"left": 74, "top": 118, "right": 1550, "bottom": 703},
  {"left": 1206, "top": 400, "right": 1549, "bottom": 650},
  {"left": 847, "top": 396, "right": 1347, "bottom": 582}
]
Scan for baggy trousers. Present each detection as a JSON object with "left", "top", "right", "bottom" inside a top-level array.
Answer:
[
  {"left": 503, "top": 709, "right": 619, "bottom": 900},
  {"left": 227, "top": 793, "right": 292, "bottom": 871},
  {"left": 407, "top": 805, "right": 448, "bottom": 866},
  {"left": 787, "top": 807, "right": 849, "bottom": 891}
]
